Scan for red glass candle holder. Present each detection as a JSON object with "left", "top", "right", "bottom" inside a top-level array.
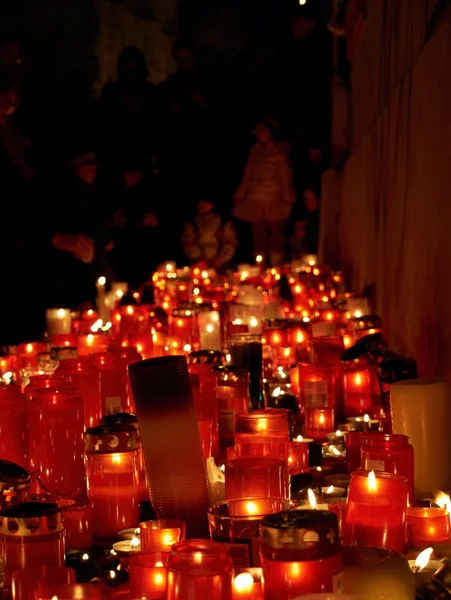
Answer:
[
  {"left": 17, "top": 342, "right": 46, "bottom": 370},
  {"left": 24, "top": 374, "right": 69, "bottom": 401},
  {"left": 260, "top": 510, "right": 342, "bottom": 599},
  {"left": 167, "top": 539, "right": 233, "bottom": 600},
  {"left": 215, "top": 366, "right": 249, "bottom": 451},
  {"left": 119, "top": 305, "right": 142, "bottom": 337},
  {"left": 263, "top": 320, "right": 288, "bottom": 348},
  {"left": 345, "top": 470, "right": 408, "bottom": 552},
  {"left": 115, "top": 346, "right": 142, "bottom": 413},
  {"left": 298, "top": 363, "right": 336, "bottom": 411},
  {"left": 91, "top": 351, "right": 127, "bottom": 415},
  {"left": 77, "top": 334, "right": 108, "bottom": 356},
  {"left": 188, "top": 358, "right": 221, "bottom": 457},
  {"left": 52, "top": 493, "right": 92, "bottom": 550},
  {"left": 361, "top": 433, "right": 414, "bottom": 503},
  {"left": 198, "top": 418, "right": 213, "bottom": 459},
  {"left": 0, "top": 385, "right": 28, "bottom": 468},
  {"left": 55, "top": 357, "right": 102, "bottom": 430},
  {"left": 129, "top": 552, "right": 170, "bottom": 599},
  {"left": 0, "top": 502, "right": 65, "bottom": 586},
  {"left": 287, "top": 438, "right": 310, "bottom": 475},
  {"left": 235, "top": 410, "right": 290, "bottom": 437},
  {"left": 34, "top": 584, "right": 102, "bottom": 599},
  {"left": 84, "top": 424, "right": 140, "bottom": 540},
  {"left": 28, "top": 387, "right": 85, "bottom": 494},
  {"left": 128, "top": 334, "right": 153, "bottom": 360},
  {"left": 311, "top": 336, "right": 344, "bottom": 366},
  {"left": 208, "top": 498, "right": 292, "bottom": 569},
  {"left": 345, "top": 430, "right": 366, "bottom": 473},
  {"left": 225, "top": 458, "right": 289, "bottom": 500},
  {"left": 407, "top": 507, "right": 450, "bottom": 548},
  {"left": 304, "top": 407, "right": 335, "bottom": 441},
  {"left": 51, "top": 333, "right": 79, "bottom": 348},
  {"left": 140, "top": 519, "right": 186, "bottom": 552},
  {"left": 343, "top": 364, "right": 372, "bottom": 416},
  {"left": 12, "top": 565, "right": 75, "bottom": 600},
  {"left": 286, "top": 322, "right": 310, "bottom": 348}
]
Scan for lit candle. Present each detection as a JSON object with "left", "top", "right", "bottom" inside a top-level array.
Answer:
[
  {"left": 206, "top": 457, "right": 225, "bottom": 505},
  {"left": 46, "top": 308, "right": 72, "bottom": 336},
  {"left": 321, "top": 485, "right": 346, "bottom": 499},
  {"left": 407, "top": 504, "right": 450, "bottom": 548},
  {"left": 129, "top": 552, "right": 169, "bottom": 598},
  {"left": 408, "top": 547, "right": 443, "bottom": 589},
  {"left": 96, "top": 276, "right": 108, "bottom": 323},
  {"left": 78, "top": 333, "right": 108, "bottom": 356},
  {"left": 232, "top": 571, "right": 264, "bottom": 599},
  {"left": 304, "top": 407, "right": 335, "bottom": 441},
  {"left": 346, "top": 470, "right": 408, "bottom": 552},
  {"left": 111, "top": 536, "right": 141, "bottom": 557},
  {"left": 139, "top": 519, "right": 186, "bottom": 553},
  {"left": 343, "top": 367, "right": 372, "bottom": 415},
  {"left": 288, "top": 435, "right": 312, "bottom": 475}
]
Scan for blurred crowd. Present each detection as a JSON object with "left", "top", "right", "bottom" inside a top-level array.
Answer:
[{"left": 0, "top": 4, "right": 330, "bottom": 344}]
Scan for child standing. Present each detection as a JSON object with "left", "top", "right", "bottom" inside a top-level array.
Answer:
[
  {"left": 233, "top": 118, "right": 296, "bottom": 266},
  {"left": 181, "top": 198, "right": 237, "bottom": 269}
]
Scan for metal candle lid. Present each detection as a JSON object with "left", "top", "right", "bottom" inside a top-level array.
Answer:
[
  {"left": 84, "top": 424, "right": 139, "bottom": 452},
  {"left": 261, "top": 509, "right": 341, "bottom": 561},
  {"left": 0, "top": 502, "right": 63, "bottom": 536},
  {"left": 188, "top": 350, "right": 224, "bottom": 365},
  {"left": 0, "top": 459, "right": 31, "bottom": 509}
]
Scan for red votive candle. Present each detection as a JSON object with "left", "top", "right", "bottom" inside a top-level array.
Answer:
[
  {"left": 53, "top": 493, "right": 92, "bottom": 550},
  {"left": 215, "top": 366, "right": 249, "bottom": 450},
  {"left": 17, "top": 342, "right": 46, "bottom": 370},
  {"left": 407, "top": 506, "right": 450, "bottom": 548},
  {"left": 91, "top": 351, "right": 127, "bottom": 415},
  {"left": 129, "top": 552, "right": 170, "bottom": 599},
  {"left": 140, "top": 519, "right": 186, "bottom": 553},
  {"left": 84, "top": 424, "right": 140, "bottom": 540},
  {"left": 198, "top": 418, "right": 213, "bottom": 459},
  {"left": 235, "top": 410, "right": 290, "bottom": 461},
  {"left": 167, "top": 539, "right": 233, "bottom": 600},
  {"left": 260, "top": 510, "right": 342, "bottom": 599},
  {"left": 0, "top": 502, "right": 65, "bottom": 586},
  {"left": 343, "top": 364, "right": 372, "bottom": 416},
  {"left": 56, "top": 357, "right": 102, "bottom": 429},
  {"left": 298, "top": 363, "right": 336, "bottom": 411},
  {"left": 12, "top": 565, "right": 75, "bottom": 600},
  {"left": 0, "top": 385, "right": 28, "bottom": 468},
  {"left": 77, "top": 334, "right": 108, "bottom": 356},
  {"left": 345, "top": 430, "right": 366, "bottom": 472},
  {"left": 28, "top": 387, "right": 85, "bottom": 494},
  {"left": 51, "top": 333, "right": 79, "bottom": 348},
  {"left": 225, "top": 458, "right": 289, "bottom": 500},
  {"left": 188, "top": 358, "right": 221, "bottom": 457},
  {"left": 304, "top": 407, "right": 335, "bottom": 441},
  {"left": 34, "top": 584, "right": 102, "bottom": 599},
  {"left": 24, "top": 374, "right": 69, "bottom": 401},
  {"left": 345, "top": 470, "right": 408, "bottom": 552},
  {"left": 361, "top": 433, "right": 414, "bottom": 502},
  {"left": 288, "top": 436, "right": 311, "bottom": 475}
]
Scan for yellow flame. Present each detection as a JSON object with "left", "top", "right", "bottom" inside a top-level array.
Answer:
[
  {"left": 367, "top": 470, "right": 377, "bottom": 492},
  {"left": 319, "top": 413, "right": 325, "bottom": 425},
  {"left": 363, "top": 414, "right": 370, "bottom": 422},
  {"left": 296, "top": 331, "right": 304, "bottom": 343},
  {"left": 126, "top": 306, "right": 134, "bottom": 315},
  {"left": 335, "top": 429, "right": 343, "bottom": 436},
  {"left": 435, "top": 491, "right": 451, "bottom": 513},
  {"left": 415, "top": 547, "right": 434, "bottom": 571},
  {"left": 245, "top": 501, "right": 259, "bottom": 515},
  {"left": 308, "top": 488, "right": 317, "bottom": 509},
  {"left": 130, "top": 536, "right": 140, "bottom": 548},
  {"left": 326, "top": 485, "right": 334, "bottom": 494},
  {"left": 193, "top": 552, "right": 203, "bottom": 563},
  {"left": 154, "top": 573, "right": 165, "bottom": 585},
  {"left": 97, "top": 276, "right": 106, "bottom": 285},
  {"left": 256, "top": 255, "right": 263, "bottom": 264},
  {"left": 249, "top": 317, "right": 259, "bottom": 328},
  {"left": 296, "top": 435, "right": 303, "bottom": 442},
  {"left": 233, "top": 572, "right": 254, "bottom": 592},
  {"left": 355, "top": 373, "right": 362, "bottom": 386}
]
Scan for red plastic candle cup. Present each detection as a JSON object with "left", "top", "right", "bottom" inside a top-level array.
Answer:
[
  {"left": 310, "top": 336, "right": 344, "bottom": 366},
  {"left": 77, "top": 333, "right": 108, "bottom": 356},
  {"left": 235, "top": 410, "right": 290, "bottom": 460},
  {"left": 115, "top": 345, "right": 142, "bottom": 413},
  {"left": 264, "top": 321, "right": 288, "bottom": 348},
  {"left": 140, "top": 519, "right": 186, "bottom": 553},
  {"left": 345, "top": 430, "right": 366, "bottom": 472},
  {"left": 215, "top": 366, "right": 249, "bottom": 450},
  {"left": 0, "top": 502, "right": 65, "bottom": 586},
  {"left": 0, "top": 385, "right": 28, "bottom": 468},
  {"left": 407, "top": 506, "right": 450, "bottom": 548},
  {"left": 56, "top": 357, "right": 102, "bottom": 429},
  {"left": 225, "top": 458, "right": 289, "bottom": 500},
  {"left": 172, "top": 310, "right": 195, "bottom": 341},
  {"left": 286, "top": 323, "right": 309, "bottom": 348},
  {"left": 53, "top": 493, "right": 92, "bottom": 550},
  {"left": 51, "top": 333, "right": 78, "bottom": 348},
  {"left": 343, "top": 365, "right": 372, "bottom": 416},
  {"left": 34, "top": 584, "right": 102, "bottom": 599},
  {"left": 129, "top": 552, "right": 170, "bottom": 599},
  {"left": 119, "top": 305, "right": 141, "bottom": 337},
  {"left": 167, "top": 539, "right": 233, "bottom": 600},
  {"left": 304, "top": 407, "right": 335, "bottom": 441},
  {"left": 345, "top": 470, "right": 408, "bottom": 552},
  {"left": 28, "top": 387, "right": 85, "bottom": 494},
  {"left": 198, "top": 418, "right": 213, "bottom": 459},
  {"left": 17, "top": 342, "right": 46, "bottom": 370},
  {"left": 361, "top": 433, "right": 414, "bottom": 502},
  {"left": 298, "top": 363, "right": 336, "bottom": 411},
  {"left": 84, "top": 424, "right": 140, "bottom": 540},
  {"left": 12, "top": 565, "right": 75, "bottom": 600},
  {"left": 289, "top": 366, "right": 300, "bottom": 397},
  {"left": 260, "top": 510, "right": 343, "bottom": 600},
  {"left": 91, "top": 351, "right": 127, "bottom": 415},
  {"left": 288, "top": 437, "right": 311, "bottom": 475},
  {"left": 188, "top": 361, "right": 220, "bottom": 457},
  {"left": 208, "top": 498, "right": 292, "bottom": 569},
  {"left": 24, "top": 374, "right": 70, "bottom": 401}
]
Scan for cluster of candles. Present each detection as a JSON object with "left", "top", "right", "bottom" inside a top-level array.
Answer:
[{"left": 0, "top": 256, "right": 450, "bottom": 599}]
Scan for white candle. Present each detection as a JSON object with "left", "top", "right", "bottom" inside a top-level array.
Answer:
[
  {"left": 198, "top": 311, "right": 221, "bottom": 350},
  {"left": 96, "top": 276, "right": 107, "bottom": 323},
  {"left": 46, "top": 308, "right": 71, "bottom": 336}
]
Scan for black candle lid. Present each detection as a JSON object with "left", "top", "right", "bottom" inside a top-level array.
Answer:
[
  {"left": 0, "top": 501, "right": 60, "bottom": 518},
  {"left": 0, "top": 459, "right": 30, "bottom": 485},
  {"left": 340, "top": 332, "right": 385, "bottom": 361},
  {"left": 84, "top": 423, "right": 139, "bottom": 452},
  {"left": 100, "top": 412, "right": 138, "bottom": 425}
]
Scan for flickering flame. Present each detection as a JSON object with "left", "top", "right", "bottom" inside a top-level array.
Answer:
[
  {"left": 193, "top": 287, "right": 200, "bottom": 296},
  {"left": 193, "top": 552, "right": 203, "bottom": 563},
  {"left": 272, "top": 387, "right": 281, "bottom": 398},
  {"left": 249, "top": 317, "right": 259, "bottom": 328},
  {"left": 206, "top": 324, "right": 214, "bottom": 333},
  {"left": 130, "top": 536, "right": 140, "bottom": 548},
  {"left": 234, "top": 572, "right": 254, "bottom": 592},
  {"left": 154, "top": 573, "right": 165, "bottom": 585},
  {"left": 220, "top": 464, "right": 225, "bottom": 472},
  {"left": 363, "top": 414, "right": 370, "bottom": 422},
  {"left": 201, "top": 270, "right": 209, "bottom": 279},
  {"left": 183, "top": 344, "right": 192, "bottom": 352},
  {"left": 355, "top": 310, "right": 362, "bottom": 318},
  {"left": 332, "top": 447, "right": 343, "bottom": 456},
  {"left": 296, "top": 435, "right": 303, "bottom": 442},
  {"left": 57, "top": 308, "right": 66, "bottom": 318},
  {"left": 367, "top": 470, "right": 377, "bottom": 492},
  {"left": 91, "top": 318, "right": 103, "bottom": 332},
  {"left": 294, "top": 285, "right": 302, "bottom": 294},
  {"left": 313, "top": 268, "right": 320, "bottom": 276},
  {"left": 283, "top": 348, "right": 291, "bottom": 358},
  {"left": 51, "top": 596, "right": 58, "bottom": 600},
  {"left": 98, "top": 276, "right": 106, "bottom": 286},
  {"left": 308, "top": 488, "right": 317, "bottom": 509},
  {"left": 165, "top": 263, "right": 173, "bottom": 272},
  {"left": 26, "top": 343, "right": 33, "bottom": 353},
  {"left": 415, "top": 547, "right": 434, "bottom": 572},
  {"left": 343, "top": 334, "right": 353, "bottom": 348},
  {"left": 245, "top": 501, "right": 260, "bottom": 515},
  {"left": 155, "top": 561, "right": 164, "bottom": 567},
  {"left": 326, "top": 312, "right": 334, "bottom": 321},
  {"left": 325, "top": 486, "right": 334, "bottom": 494},
  {"left": 232, "top": 318, "right": 242, "bottom": 325},
  {"left": 256, "top": 255, "right": 263, "bottom": 264},
  {"left": 111, "top": 454, "right": 122, "bottom": 465},
  {"left": 434, "top": 491, "right": 451, "bottom": 513},
  {"left": 296, "top": 331, "right": 304, "bottom": 343},
  {"left": 109, "top": 570, "right": 116, "bottom": 579},
  {"left": 82, "top": 553, "right": 90, "bottom": 560},
  {"left": 126, "top": 306, "right": 134, "bottom": 315},
  {"left": 319, "top": 413, "right": 325, "bottom": 425},
  {"left": 115, "top": 313, "right": 121, "bottom": 322},
  {"left": 299, "top": 0, "right": 307, "bottom": 6},
  {"left": 87, "top": 334, "right": 94, "bottom": 345},
  {"left": 335, "top": 429, "right": 343, "bottom": 437}
]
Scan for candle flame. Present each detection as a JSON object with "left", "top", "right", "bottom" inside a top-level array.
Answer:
[
  {"left": 272, "top": 387, "right": 281, "bottom": 398},
  {"left": 335, "top": 429, "right": 343, "bottom": 436},
  {"left": 155, "top": 561, "right": 164, "bottom": 567},
  {"left": 355, "top": 310, "right": 362, "bottom": 318},
  {"left": 220, "top": 464, "right": 225, "bottom": 472},
  {"left": 367, "top": 470, "right": 377, "bottom": 492},
  {"left": 82, "top": 553, "right": 89, "bottom": 560},
  {"left": 355, "top": 373, "right": 362, "bottom": 386},
  {"left": 296, "top": 435, "right": 303, "bottom": 442},
  {"left": 249, "top": 317, "right": 259, "bottom": 328},
  {"left": 245, "top": 501, "right": 260, "bottom": 515},
  {"left": 319, "top": 413, "right": 325, "bottom": 425},
  {"left": 296, "top": 331, "right": 304, "bottom": 343},
  {"left": 206, "top": 324, "right": 214, "bottom": 333},
  {"left": 154, "top": 573, "right": 165, "bottom": 585},
  {"left": 332, "top": 447, "right": 342, "bottom": 456},
  {"left": 193, "top": 552, "right": 203, "bottom": 564},
  {"left": 234, "top": 572, "right": 254, "bottom": 592},
  {"left": 343, "top": 334, "right": 353, "bottom": 348},
  {"left": 434, "top": 491, "right": 451, "bottom": 513},
  {"left": 415, "top": 547, "right": 433, "bottom": 571},
  {"left": 87, "top": 334, "right": 94, "bottom": 344},
  {"left": 26, "top": 343, "right": 33, "bottom": 353},
  {"left": 97, "top": 276, "right": 106, "bottom": 286},
  {"left": 51, "top": 596, "right": 58, "bottom": 600},
  {"left": 363, "top": 414, "right": 370, "bottom": 422},
  {"left": 256, "top": 255, "right": 263, "bottom": 264},
  {"left": 126, "top": 306, "right": 134, "bottom": 315},
  {"left": 130, "top": 536, "right": 140, "bottom": 548},
  {"left": 308, "top": 488, "right": 317, "bottom": 509},
  {"left": 326, "top": 485, "right": 334, "bottom": 494}
]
